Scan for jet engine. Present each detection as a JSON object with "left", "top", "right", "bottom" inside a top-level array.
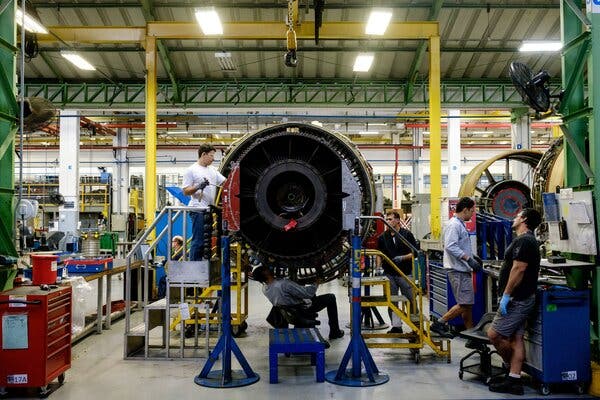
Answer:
[{"left": 220, "top": 123, "right": 375, "bottom": 284}]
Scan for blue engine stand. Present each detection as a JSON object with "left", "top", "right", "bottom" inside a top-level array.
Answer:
[
  {"left": 325, "top": 220, "right": 389, "bottom": 387},
  {"left": 195, "top": 233, "right": 259, "bottom": 388}
]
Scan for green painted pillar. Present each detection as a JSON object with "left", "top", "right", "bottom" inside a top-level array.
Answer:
[
  {"left": 0, "top": 1, "right": 18, "bottom": 260},
  {"left": 588, "top": 0, "right": 600, "bottom": 358},
  {"left": 561, "top": 1, "right": 588, "bottom": 188}
]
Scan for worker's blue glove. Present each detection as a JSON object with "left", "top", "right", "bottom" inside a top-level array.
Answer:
[
  {"left": 499, "top": 294, "right": 511, "bottom": 315},
  {"left": 466, "top": 257, "right": 482, "bottom": 272},
  {"left": 196, "top": 178, "right": 209, "bottom": 191}
]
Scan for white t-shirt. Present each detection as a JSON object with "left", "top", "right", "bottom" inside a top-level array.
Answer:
[{"left": 182, "top": 163, "right": 226, "bottom": 207}]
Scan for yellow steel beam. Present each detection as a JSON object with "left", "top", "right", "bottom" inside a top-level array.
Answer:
[
  {"left": 149, "top": 21, "right": 439, "bottom": 40},
  {"left": 38, "top": 27, "right": 146, "bottom": 44},
  {"left": 428, "top": 35, "right": 442, "bottom": 240},
  {"left": 37, "top": 22, "right": 439, "bottom": 43},
  {"left": 144, "top": 36, "right": 157, "bottom": 229}
]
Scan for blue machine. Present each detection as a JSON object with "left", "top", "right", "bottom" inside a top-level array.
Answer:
[
  {"left": 523, "top": 286, "right": 590, "bottom": 395},
  {"left": 428, "top": 261, "right": 485, "bottom": 328}
]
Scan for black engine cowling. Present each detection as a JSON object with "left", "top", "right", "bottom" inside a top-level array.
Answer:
[{"left": 220, "top": 123, "right": 375, "bottom": 284}]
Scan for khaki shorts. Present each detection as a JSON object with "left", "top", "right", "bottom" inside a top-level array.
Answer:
[
  {"left": 491, "top": 295, "right": 536, "bottom": 337},
  {"left": 447, "top": 270, "right": 474, "bottom": 305}
]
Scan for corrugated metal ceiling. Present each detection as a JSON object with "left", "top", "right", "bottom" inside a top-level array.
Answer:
[{"left": 23, "top": 1, "right": 561, "bottom": 83}]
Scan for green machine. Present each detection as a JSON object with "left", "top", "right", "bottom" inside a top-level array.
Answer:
[{"left": 0, "top": 2, "right": 19, "bottom": 291}]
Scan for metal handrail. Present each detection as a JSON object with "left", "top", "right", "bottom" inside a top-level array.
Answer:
[{"left": 123, "top": 205, "right": 207, "bottom": 336}]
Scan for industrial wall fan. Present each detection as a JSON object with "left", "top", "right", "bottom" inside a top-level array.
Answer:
[{"left": 509, "top": 61, "right": 562, "bottom": 114}]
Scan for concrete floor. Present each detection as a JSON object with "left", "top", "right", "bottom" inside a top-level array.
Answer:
[{"left": 4, "top": 279, "right": 597, "bottom": 399}]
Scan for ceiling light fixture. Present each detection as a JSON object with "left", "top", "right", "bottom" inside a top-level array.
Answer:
[
  {"left": 365, "top": 9, "right": 392, "bottom": 35},
  {"left": 519, "top": 41, "right": 562, "bottom": 52},
  {"left": 15, "top": 8, "right": 48, "bottom": 34},
  {"left": 61, "top": 51, "right": 96, "bottom": 70},
  {"left": 353, "top": 53, "right": 374, "bottom": 72},
  {"left": 215, "top": 52, "right": 236, "bottom": 71},
  {"left": 195, "top": 7, "right": 223, "bottom": 35}
]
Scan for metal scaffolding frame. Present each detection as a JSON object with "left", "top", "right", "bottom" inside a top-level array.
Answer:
[{"left": 21, "top": 80, "right": 565, "bottom": 108}]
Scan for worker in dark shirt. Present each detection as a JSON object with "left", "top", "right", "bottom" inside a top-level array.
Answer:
[
  {"left": 377, "top": 210, "right": 419, "bottom": 334},
  {"left": 488, "top": 208, "right": 541, "bottom": 395}
]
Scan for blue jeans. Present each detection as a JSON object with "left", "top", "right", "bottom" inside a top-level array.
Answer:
[{"left": 189, "top": 211, "right": 204, "bottom": 261}]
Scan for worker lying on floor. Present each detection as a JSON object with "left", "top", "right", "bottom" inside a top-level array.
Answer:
[{"left": 252, "top": 265, "right": 344, "bottom": 340}]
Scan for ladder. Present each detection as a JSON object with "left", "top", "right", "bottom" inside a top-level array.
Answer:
[{"left": 359, "top": 249, "right": 451, "bottom": 363}]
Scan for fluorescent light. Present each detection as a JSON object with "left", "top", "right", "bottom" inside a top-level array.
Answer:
[
  {"left": 220, "top": 130, "right": 241, "bottom": 134},
  {"left": 195, "top": 8, "right": 223, "bottom": 35},
  {"left": 365, "top": 9, "right": 392, "bottom": 35},
  {"left": 61, "top": 52, "right": 96, "bottom": 70},
  {"left": 519, "top": 41, "right": 562, "bottom": 52},
  {"left": 353, "top": 53, "right": 374, "bottom": 72},
  {"left": 358, "top": 131, "right": 380, "bottom": 135},
  {"left": 15, "top": 8, "right": 48, "bottom": 34},
  {"left": 215, "top": 52, "right": 235, "bottom": 71}
]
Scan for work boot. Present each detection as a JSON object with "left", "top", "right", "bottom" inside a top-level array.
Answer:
[
  {"left": 465, "top": 339, "right": 485, "bottom": 350},
  {"left": 329, "top": 330, "right": 345, "bottom": 340},
  {"left": 430, "top": 321, "right": 454, "bottom": 338},
  {"left": 489, "top": 376, "right": 524, "bottom": 395},
  {"left": 387, "top": 326, "right": 403, "bottom": 334}
]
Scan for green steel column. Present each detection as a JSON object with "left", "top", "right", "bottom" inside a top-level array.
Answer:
[
  {"left": 588, "top": 1, "right": 600, "bottom": 356},
  {"left": 0, "top": 0, "right": 18, "bottom": 259},
  {"left": 561, "top": 1, "right": 588, "bottom": 187}
]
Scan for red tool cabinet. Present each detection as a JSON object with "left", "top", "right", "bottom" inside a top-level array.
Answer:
[{"left": 0, "top": 286, "right": 72, "bottom": 396}]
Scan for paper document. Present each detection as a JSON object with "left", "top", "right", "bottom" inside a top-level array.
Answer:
[{"left": 570, "top": 201, "right": 590, "bottom": 224}]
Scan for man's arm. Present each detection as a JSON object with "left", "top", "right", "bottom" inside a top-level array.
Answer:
[
  {"left": 283, "top": 280, "right": 318, "bottom": 300},
  {"left": 502, "top": 260, "right": 527, "bottom": 296},
  {"left": 183, "top": 178, "right": 209, "bottom": 197},
  {"left": 444, "top": 224, "right": 468, "bottom": 261}
]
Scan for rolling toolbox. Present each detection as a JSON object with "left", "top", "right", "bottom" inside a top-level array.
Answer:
[
  {"left": 524, "top": 285, "right": 590, "bottom": 395},
  {"left": 0, "top": 286, "right": 72, "bottom": 396}
]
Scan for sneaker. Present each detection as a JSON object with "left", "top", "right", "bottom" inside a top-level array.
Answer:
[
  {"left": 489, "top": 376, "right": 524, "bottom": 395},
  {"left": 387, "top": 326, "right": 403, "bottom": 334},
  {"left": 430, "top": 321, "right": 454, "bottom": 338},
  {"left": 329, "top": 330, "right": 345, "bottom": 340}
]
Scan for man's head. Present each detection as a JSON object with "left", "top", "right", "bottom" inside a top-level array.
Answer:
[
  {"left": 455, "top": 197, "right": 476, "bottom": 221},
  {"left": 172, "top": 235, "right": 184, "bottom": 249},
  {"left": 198, "top": 144, "right": 217, "bottom": 167},
  {"left": 385, "top": 211, "right": 402, "bottom": 231},
  {"left": 252, "top": 265, "right": 274, "bottom": 283},
  {"left": 513, "top": 208, "right": 542, "bottom": 232}
]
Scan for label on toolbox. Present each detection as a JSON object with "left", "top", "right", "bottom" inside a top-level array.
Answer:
[
  {"left": 51, "top": 260, "right": 57, "bottom": 271},
  {"left": 7, "top": 374, "right": 28, "bottom": 384},
  {"left": 561, "top": 370, "right": 577, "bottom": 381},
  {"left": 8, "top": 295, "right": 26, "bottom": 307}
]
